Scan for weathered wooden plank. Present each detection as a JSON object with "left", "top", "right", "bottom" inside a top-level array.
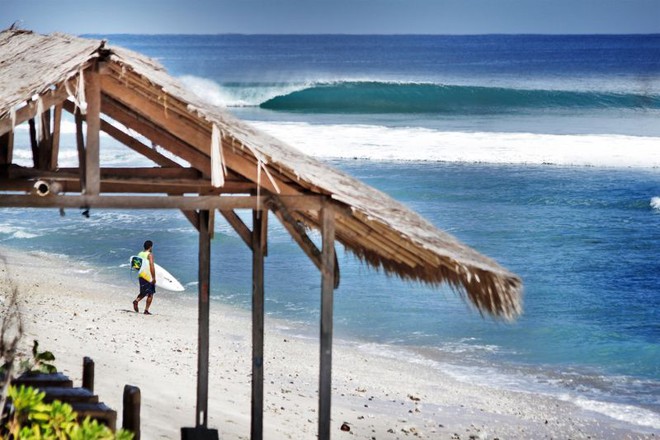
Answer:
[
  {"left": 299, "top": 207, "right": 421, "bottom": 269},
  {"left": 102, "top": 75, "right": 301, "bottom": 196},
  {"left": 37, "top": 109, "right": 52, "bottom": 171},
  {"left": 14, "top": 166, "right": 199, "bottom": 180},
  {"left": 0, "top": 194, "right": 323, "bottom": 211},
  {"left": 0, "top": 131, "right": 13, "bottom": 166},
  {"left": 318, "top": 202, "right": 335, "bottom": 440},
  {"left": 0, "top": 85, "right": 71, "bottom": 136},
  {"left": 250, "top": 209, "right": 266, "bottom": 440},
  {"left": 259, "top": 208, "right": 268, "bottom": 257},
  {"left": 100, "top": 95, "right": 212, "bottom": 175},
  {"left": 101, "top": 118, "right": 182, "bottom": 169},
  {"left": 4, "top": 178, "right": 251, "bottom": 195},
  {"left": 63, "top": 99, "right": 182, "bottom": 169},
  {"left": 219, "top": 210, "right": 253, "bottom": 250},
  {"left": 101, "top": 75, "right": 210, "bottom": 154},
  {"left": 269, "top": 198, "right": 339, "bottom": 288},
  {"left": 28, "top": 117, "right": 38, "bottom": 168},
  {"left": 221, "top": 139, "right": 298, "bottom": 196},
  {"left": 50, "top": 104, "right": 62, "bottom": 170},
  {"left": 181, "top": 210, "right": 200, "bottom": 232},
  {"left": 75, "top": 109, "right": 86, "bottom": 192},
  {"left": 85, "top": 66, "right": 101, "bottom": 195},
  {"left": 196, "top": 210, "right": 211, "bottom": 427}
]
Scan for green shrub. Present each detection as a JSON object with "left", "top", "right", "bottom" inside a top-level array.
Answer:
[
  {"left": 4, "top": 385, "right": 133, "bottom": 440},
  {"left": 18, "top": 341, "right": 56, "bottom": 375}
]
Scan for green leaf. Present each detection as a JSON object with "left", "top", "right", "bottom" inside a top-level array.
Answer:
[
  {"left": 36, "top": 351, "right": 56, "bottom": 362},
  {"left": 40, "top": 363, "right": 57, "bottom": 374},
  {"left": 115, "top": 429, "right": 136, "bottom": 440}
]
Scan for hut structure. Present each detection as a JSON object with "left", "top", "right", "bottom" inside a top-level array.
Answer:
[{"left": 0, "top": 29, "right": 522, "bottom": 439}]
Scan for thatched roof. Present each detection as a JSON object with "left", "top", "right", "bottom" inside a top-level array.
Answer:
[{"left": 0, "top": 29, "right": 522, "bottom": 319}]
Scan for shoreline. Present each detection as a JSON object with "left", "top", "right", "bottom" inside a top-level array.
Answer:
[{"left": 0, "top": 246, "right": 657, "bottom": 439}]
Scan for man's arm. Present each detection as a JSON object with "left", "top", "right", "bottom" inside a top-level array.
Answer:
[{"left": 148, "top": 254, "right": 156, "bottom": 284}]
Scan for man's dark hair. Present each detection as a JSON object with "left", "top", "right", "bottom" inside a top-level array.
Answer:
[{"left": 144, "top": 240, "right": 153, "bottom": 250}]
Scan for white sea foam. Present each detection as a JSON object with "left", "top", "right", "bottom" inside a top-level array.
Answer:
[
  {"left": 249, "top": 121, "right": 660, "bottom": 168},
  {"left": 0, "top": 225, "right": 40, "bottom": 239},
  {"left": 180, "top": 75, "right": 311, "bottom": 107},
  {"left": 651, "top": 197, "right": 660, "bottom": 210},
  {"left": 12, "top": 230, "right": 39, "bottom": 239},
  {"left": 355, "top": 340, "right": 660, "bottom": 431},
  {"left": 567, "top": 396, "right": 660, "bottom": 430}
]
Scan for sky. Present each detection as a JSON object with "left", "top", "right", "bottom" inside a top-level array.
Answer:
[{"left": 2, "top": 0, "right": 659, "bottom": 35}]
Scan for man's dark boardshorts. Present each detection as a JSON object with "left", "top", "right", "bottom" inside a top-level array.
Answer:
[{"left": 139, "top": 277, "right": 156, "bottom": 296}]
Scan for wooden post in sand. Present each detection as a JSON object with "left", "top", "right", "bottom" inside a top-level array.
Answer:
[
  {"left": 251, "top": 209, "right": 267, "bottom": 440},
  {"left": 318, "top": 202, "right": 336, "bottom": 440},
  {"left": 196, "top": 210, "right": 211, "bottom": 428}
]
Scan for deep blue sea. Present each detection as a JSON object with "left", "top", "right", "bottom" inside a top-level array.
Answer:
[{"left": 3, "top": 35, "right": 660, "bottom": 431}]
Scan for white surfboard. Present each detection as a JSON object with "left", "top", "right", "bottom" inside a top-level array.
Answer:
[{"left": 129, "top": 255, "right": 185, "bottom": 292}]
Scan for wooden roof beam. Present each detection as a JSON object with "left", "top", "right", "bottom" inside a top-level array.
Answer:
[
  {"left": 63, "top": 99, "right": 181, "bottom": 169},
  {"left": 0, "top": 194, "right": 324, "bottom": 211},
  {"left": 220, "top": 209, "right": 253, "bottom": 251},
  {"left": 101, "top": 75, "right": 302, "bottom": 196},
  {"left": 0, "top": 82, "right": 71, "bottom": 137},
  {"left": 100, "top": 94, "right": 212, "bottom": 175},
  {"left": 268, "top": 196, "right": 339, "bottom": 288}
]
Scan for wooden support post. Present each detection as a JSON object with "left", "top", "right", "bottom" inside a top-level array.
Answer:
[
  {"left": 28, "top": 117, "right": 39, "bottom": 169},
  {"left": 38, "top": 109, "right": 52, "bottom": 171},
  {"left": 75, "top": 109, "right": 86, "bottom": 192},
  {"left": 251, "top": 209, "right": 266, "bottom": 440},
  {"left": 50, "top": 104, "right": 62, "bottom": 171},
  {"left": 82, "top": 356, "right": 95, "bottom": 393},
  {"left": 85, "top": 66, "right": 101, "bottom": 195},
  {"left": 318, "top": 202, "right": 335, "bottom": 440},
  {"left": 0, "top": 131, "right": 13, "bottom": 167},
  {"left": 123, "top": 385, "right": 141, "bottom": 440},
  {"left": 196, "top": 210, "right": 211, "bottom": 428}
]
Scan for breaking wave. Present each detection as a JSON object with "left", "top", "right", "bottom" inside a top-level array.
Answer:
[
  {"left": 260, "top": 81, "right": 660, "bottom": 114},
  {"left": 179, "top": 76, "right": 660, "bottom": 114}
]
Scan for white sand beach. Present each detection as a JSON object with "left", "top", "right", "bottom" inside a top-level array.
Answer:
[{"left": 0, "top": 246, "right": 656, "bottom": 440}]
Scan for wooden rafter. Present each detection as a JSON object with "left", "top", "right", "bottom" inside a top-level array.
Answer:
[
  {"left": 101, "top": 74, "right": 302, "bottom": 197},
  {"left": 268, "top": 197, "right": 339, "bottom": 288},
  {"left": 101, "top": 95, "right": 211, "bottom": 175},
  {"left": 220, "top": 210, "right": 253, "bottom": 250},
  {"left": 0, "top": 82, "right": 71, "bottom": 137}
]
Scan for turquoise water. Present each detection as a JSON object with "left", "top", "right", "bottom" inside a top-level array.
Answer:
[{"left": 3, "top": 34, "right": 660, "bottom": 430}]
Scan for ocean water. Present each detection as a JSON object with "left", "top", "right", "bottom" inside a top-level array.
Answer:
[{"left": 3, "top": 34, "right": 660, "bottom": 431}]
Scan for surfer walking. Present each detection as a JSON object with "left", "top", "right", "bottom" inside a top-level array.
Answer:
[{"left": 133, "top": 240, "right": 156, "bottom": 315}]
